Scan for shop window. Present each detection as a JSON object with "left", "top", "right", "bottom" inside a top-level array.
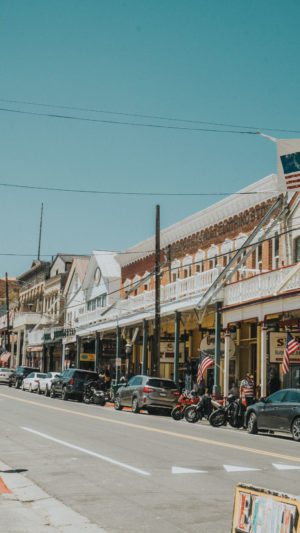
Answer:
[
  {"left": 294, "top": 236, "right": 300, "bottom": 263},
  {"left": 250, "top": 323, "right": 257, "bottom": 338}
]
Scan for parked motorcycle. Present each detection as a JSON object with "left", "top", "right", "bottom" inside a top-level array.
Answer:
[
  {"left": 209, "top": 395, "right": 245, "bottom": 428},
  {"left": 184, "top": 393, "right": 219, "bottom": 423},
  {"left": 171, "top": 390, "right": 199, "bottom": 420},
  {"left": 83, "top": 380, "right": 106, "bottom": 406}
]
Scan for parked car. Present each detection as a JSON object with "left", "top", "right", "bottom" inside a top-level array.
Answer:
[
  {"left": 246, "top": 388, "right": 300, "bottom": 441},
  {"left": 38, "top": 372, "right": 60, "bottom": 396},
  {"left": 22, "top": 372, "right": 47, "bottom": 392},
  {"left": 0, "top": 368, "right": 15, "bottom": 384},
  {"left": 8, "top": 366, "right": 39, "bottom": 388},
  {"left": 114, "top": 375, "right": 180, "bottom": 414},
  {"left": 50, "top": 369, "right": 99, "bottom": 401}
]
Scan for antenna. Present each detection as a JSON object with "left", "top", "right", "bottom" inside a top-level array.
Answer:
[{"left": 37, "top": 202, "right": 44, "bottom": 261}]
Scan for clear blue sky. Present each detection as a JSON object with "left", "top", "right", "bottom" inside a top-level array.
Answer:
[{"left": 1, "top": 0, "right": 300, "bottom": 277}]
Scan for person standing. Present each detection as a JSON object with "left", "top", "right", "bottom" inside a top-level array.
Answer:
[{"left": 240, "top": 373, "right": 255, "bottom": 407}]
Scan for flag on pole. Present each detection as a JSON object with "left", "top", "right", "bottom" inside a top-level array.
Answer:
[
  {"left": 282, "top": 332, "right": 299, "bottom": 375},
  {"left": 277, "top": 139, "right": 300, "bottom": 191},
  {"left": 197, "top": 352, "right": 214, "bottom": 384}
]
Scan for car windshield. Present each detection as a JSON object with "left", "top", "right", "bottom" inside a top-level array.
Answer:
[
  {"left": 146, "top": 379, "right": 177, "bottom": 389},
  {"left": 37, "top": 373, "right": 47, "bottom": 378}
]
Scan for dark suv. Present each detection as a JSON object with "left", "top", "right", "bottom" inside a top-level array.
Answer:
[
  {"left": 8, "top": 366, "right": 39, "bottom": 388},
  {"left": 114, "top": 375, "right": 180, "bottom": 414},
  {"left": 50, "top": 368, "right": 99, "bottom": 401}
]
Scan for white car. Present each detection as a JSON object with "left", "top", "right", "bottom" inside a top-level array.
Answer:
[
  {"left": 22, "top": 372, "right": 47, "bottom": 392},
  {"left": 37, "top": 372, "right": 60, "bottom": 396},
  {"left": 0, "top": 368, "right": 14, "bottom": 383}
]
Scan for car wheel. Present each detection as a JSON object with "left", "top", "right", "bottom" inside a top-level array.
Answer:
[
  {"left": 114, "top": 395, "right": 123, "bottom": 410},
  {"left": 50, "top": 386, "right": 56, "bottom": 398},
  {"left": 29, "top": 384, "right": 33, "bottom": 393},
  {"left": 16, "top": 381, "right": 21, "bottom": 389},
  {"left": 292, "top": 417, "right": 300, "bottom": 442},
  {"left": 62, "top": 387, "right": 68, "bottom": 401},
  {"left": 37, "top": 385, "right": 42, "bottom": 395},
  {"left": 8, "top": 382, "right": 12, "bottom": 388},
  {"left": 45, "top": 386, "right": 50, "bottom": 397},
  {"left": 132, "top": 396, "right": 140, "bottom": 413},
  {"left": 247, "top": 412, "right": 258, "bottom": 434}
]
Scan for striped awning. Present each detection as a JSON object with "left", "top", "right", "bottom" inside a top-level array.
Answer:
[{"left": 0, "top": 352, "right": 11, "bottom": 363}]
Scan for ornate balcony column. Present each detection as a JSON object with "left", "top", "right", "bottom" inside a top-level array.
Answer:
[
  {"left": 223, "top": 329, "right": 230, "bottom": 399},
  {"left": 174, "top": 311, "right": 181, "bottom": 385},
  {"left": 261, "top": 323, "right": 268, "bottom": 398},
  {"left": 142, "top": 320, "right": 148, "bottom": 375}
]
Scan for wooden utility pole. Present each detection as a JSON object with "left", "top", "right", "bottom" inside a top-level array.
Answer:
[
  {"left": 5, "top": 272, "right": 10, "bottom": 352},
  {"left": 153, "top": 205, "right": 161, "bottom": 377},
  {"left": 37, "top": 202, "right": 44, "bottom": 261}
]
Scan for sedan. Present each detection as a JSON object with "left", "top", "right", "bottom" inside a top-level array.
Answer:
[
  {"left": 114, "top": 375, "right": 180, "bottom": 414},
  {"left": 22, "top": 372, "right": 47, "bottom": 392},
  {"left": 246, "top": 388, "right": 300, "bottom": 441},
  {"left": 37, "top": 372, "right": 60, "bottom": 396},
  {"left": 0, "top": 368, "right": 14, "bottom": 384}
]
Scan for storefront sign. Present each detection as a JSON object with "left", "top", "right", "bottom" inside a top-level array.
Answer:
[
  {"left": 63, "top": 336, "right": 76, "bottom": 344},
  {"left": 160, "top": 342, "right": 184, "bottom": 363},
  {"left": 115, "top": 357, "right": 122, "bottom": 366},
  {"left": 80, "top": 353, "right": 95, "bottom": 362},
  {"left": 200, "top": 335, "right": 235, "bottom": 358},
  {"left": 27, "top": 345, "right": 43, "bottom": 353},
  {"left": 232, "top": 483, "right": 300, "bottom": 532},
  {"left": 270, "top": 332, "right": 300, "bottom": 363}
]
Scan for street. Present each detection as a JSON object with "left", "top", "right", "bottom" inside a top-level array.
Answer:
[{"left": 1, "top": 388, "right": 300, "bottom": 532}]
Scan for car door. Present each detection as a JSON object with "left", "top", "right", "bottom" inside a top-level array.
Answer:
[
  {"left": 122, "top": 377, "right": 137, "bottom": 406},
  {"left": 24, "top": 372, "right": 34, "bottom": 389},
  {"left": 276, "top": 390, "right": 300, "bottom": 433},
  {"left": 258, "top": 390, "right": 287, "bottom": 430}
]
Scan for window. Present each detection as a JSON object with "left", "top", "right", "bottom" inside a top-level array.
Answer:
[
  {"left": 266, "top": 390, "right": 287, "bottom": 403},
  {"left": 294, "top": 236, "right": 300, "bottom": 263},
  {"left": 256, "top": 244, "right": 263, "bottom": 271},
  {"left": 171, "top": 259, "right": 181, "bottom": 282},
  {"left": 182, "top": 255, "right": 192, "bottom": 278},
  {"left": 195, "top": 250, "right": 205, "bottom": 273},
  {"left": 283, "top": 390, "right": 300, "bottom": 403},
  {"left": 207, "top": 245, "right": 219, "bottom": 269},
  {"left": 272, "top": 232, "right": 280, "bottom": 269}
]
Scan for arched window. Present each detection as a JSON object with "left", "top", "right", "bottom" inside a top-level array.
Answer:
[
  {"left": 195, "top": 249, "right": 205, "bottom": 273},
  {"left": 171, "top": 259, "right": 181, "bottom": 282},
  {"left": 182, "top": 254, "right": 192, "bottom": 278},
  {"left": 123, "top": 279, "right": 131, "bottom": 299},
  {"left": 207, "top": 245, "right": 219, "bottom": 269},
  {"left": 133, "top": 275, "right": 140, "bottom": 296},
  {"left": 143, "top": 271, "right": 150, "bottom": 291},
  {"left": 221, "top": 239, "right": 233, "bottom": 267},
  {"left": 253, "top": 229, "right": 264, "bottom": 270}
]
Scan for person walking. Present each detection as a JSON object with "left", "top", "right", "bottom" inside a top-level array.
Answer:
[{"left": 240, "top": 373, "right": 255, "bottom": 407}]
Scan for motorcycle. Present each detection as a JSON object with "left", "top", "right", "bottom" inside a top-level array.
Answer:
[
  {"left": 83, "top": 380, "right": 106, "bottom": 406},
  {"left": 209, "top": 395, "right": 246, "bottom": 428},
  {"left": 171, "top": 390, "right": 199, "bottom": 420},
  {"left": 184, "top": 393, "right": 220, "bottom": 423}
]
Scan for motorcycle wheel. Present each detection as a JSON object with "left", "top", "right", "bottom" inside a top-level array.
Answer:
[
  {"left": 171, "top": 406, "right": 183, "bottom": 421},
  {"left": 209, "top": 409, "right": 226, "bottom": 427},
  {"left": 83, "top": 394, "right": 90, "bottom": 404},
  {"left": 184, "top": 405, "right": 199, "bottom": 423}
]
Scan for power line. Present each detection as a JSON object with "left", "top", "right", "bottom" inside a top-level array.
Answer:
[
  {"left": 1, "top": 97, "right": 300, "bottom": 134},
  {"left": 0, "top": 105, "right": 259, "bottom": 135},
  {"left": 0, "top": 181, "right": 279, "bottom": 197}
]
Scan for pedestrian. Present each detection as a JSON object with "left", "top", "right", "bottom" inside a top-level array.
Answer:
[
  {"left": 240, "top": 373, "right": 255, "bottom": 407},
  {"left": 184, "top": 368, "right": 192, "bottom": 393}
]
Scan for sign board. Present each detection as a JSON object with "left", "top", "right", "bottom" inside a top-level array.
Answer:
[
  {"left": 160, "top": 342, "right": 184, "bottom": 363},
  {"left": 80, "top": 353, "right": 95, "bottom": 362},
  {"left": 115, "top": 357, "right": 122, "bottom": 366},
  {"left": 270, "top": 332, "right": 300, "bottom": 363},
  {"left": 200, "top": 335, "right": 235, "bottom": 359},
  {"left": 232, "top": 483, "right": 300, "bottom": 532}
]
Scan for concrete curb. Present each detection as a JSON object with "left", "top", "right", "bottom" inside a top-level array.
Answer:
[{"left": 0, "top": 460, "right": 107, "bottom": 532}]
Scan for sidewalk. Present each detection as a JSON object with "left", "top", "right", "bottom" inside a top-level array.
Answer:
[{"left": 0, "top": 460, "right": 107, "bottom": 533}]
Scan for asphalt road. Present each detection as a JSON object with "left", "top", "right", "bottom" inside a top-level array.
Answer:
[{"left": 1, "top": 387, "right": 300, "bottom": 533}]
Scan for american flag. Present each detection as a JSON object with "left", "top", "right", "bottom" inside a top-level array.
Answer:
[
  {"left": 282, "top": 332, "right": 299, "bottom": 375},
  {"left": 197, "top": 353, "right": 214, "bottom": 384},
  {"left": 280, "top": 151, "right": 300, "bottom": 190}
]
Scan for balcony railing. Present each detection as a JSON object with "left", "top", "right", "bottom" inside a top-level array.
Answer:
[
  {"left": 224, "top": 264, "right": 300, "bottom": 306},
  {"left": 13, "top": 312, "right": 51, "bottom": 329}
]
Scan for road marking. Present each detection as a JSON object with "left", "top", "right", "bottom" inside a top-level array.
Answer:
[
  {"left": 223, "top": 464, "right": 260, "bottom": 472},
  {"left": 273, "top": 463, "right": 300, "bottom": 471},
  {"left": 172, "top": 466, "right": 207, "bottom": 474},
  {"left": 0, "top": 476, "right": 12, "bottom": 494},
  {"left": 22, "top": 427, "right": 151, "bottom": 477},
  {"left": 1, "top": 392, "right": 300, "bottom": 464}
]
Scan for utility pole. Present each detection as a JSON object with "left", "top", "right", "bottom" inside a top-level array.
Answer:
[
  {"left": 5, "top": 272, "right": 10, "bottom": 352},
  {"left": 37, "top": 202, "right": 44, "bottom": 261},
  {"left": 153, "top": 205, "right": 161, "bottom": 377}
]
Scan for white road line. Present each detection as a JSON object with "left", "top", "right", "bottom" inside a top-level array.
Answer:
[
  {"left": 273, "top": 463, "right": 300, "bottom": 471},
  {"left": 21, "top": 427, "right": 151, "bottom": 476},
  {"left": 172, "top": 466, "right": 207, "bottom": 474},
  {"left": 223, "top": 464, "right": 260, "bottom": 472}
]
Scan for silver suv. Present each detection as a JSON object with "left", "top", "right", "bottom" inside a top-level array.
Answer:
[{"left": 114, "top": 375, "right": 179, "bottom": 414}]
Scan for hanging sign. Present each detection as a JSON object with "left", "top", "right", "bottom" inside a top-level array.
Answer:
[
  {"left": 270, "top": 332, "right": 300, "bottom": 363},
  {"left": 160, "top": 342, "right": 185, "bottom": 363},
  {"left": 200, "top": 335, "right": 235, "bottom": 359},
  {"left": 80, "top": 353, "right": 95, "bottom": 362}
]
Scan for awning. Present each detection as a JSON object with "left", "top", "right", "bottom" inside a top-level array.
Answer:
[{"left": 0, "top": 352, "right": 11, "bottom": 363}]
